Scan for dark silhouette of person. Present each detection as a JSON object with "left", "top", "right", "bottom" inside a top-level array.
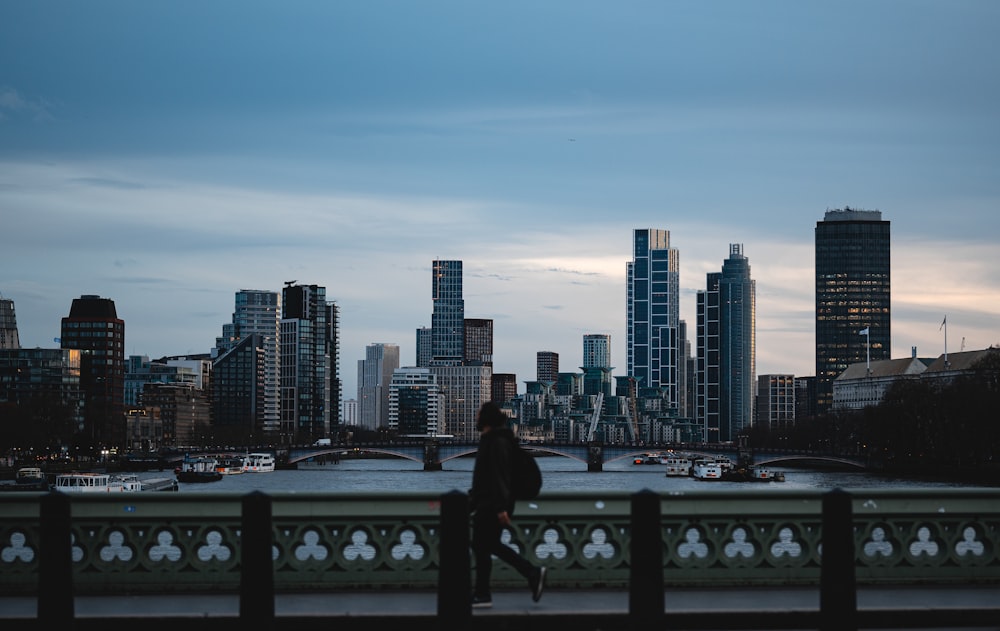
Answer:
[{"left": 468, "top": 401, "right": 546, "bottom": 608}]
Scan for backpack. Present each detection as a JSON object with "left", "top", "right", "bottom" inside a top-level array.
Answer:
[{"left": 511, "top": 440, "right": 542, "bottom": 500}]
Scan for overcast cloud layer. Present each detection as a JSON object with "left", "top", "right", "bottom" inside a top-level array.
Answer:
[{"left": 2, "top": 1, "right": 998, "bottom": 399}]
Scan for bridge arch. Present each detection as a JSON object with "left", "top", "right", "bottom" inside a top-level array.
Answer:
[{"left": 287, "top": 448, "right": 425, "bottom": 465}]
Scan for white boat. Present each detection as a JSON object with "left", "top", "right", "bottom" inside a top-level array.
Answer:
[
  {"left": 663, "top": 455, "right": 692, "bottom": 477},
  {"left": 691, "top": 459, "right": 723, "bottom": 480},
  {"left": 54, "top": 472, "right": 143, "bottom": 493},
  {"left": 216, "top": 455, "right": 245, "bottom": 475},
  {"left": 243, "top": 452, "right": 275, "bottom": 473}
]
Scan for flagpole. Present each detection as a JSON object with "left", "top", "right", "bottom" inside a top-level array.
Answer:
[{"left": 941, "top": 315, "right": 948, "bottom": 367}]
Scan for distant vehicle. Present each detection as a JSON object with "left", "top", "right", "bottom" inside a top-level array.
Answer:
[{"left": 314, "top": 438, "right": 332, "bottom": 446}]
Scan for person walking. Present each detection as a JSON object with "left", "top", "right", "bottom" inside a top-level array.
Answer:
[{"left": 468, "top": 401, "right": 546, "bottom": 609}]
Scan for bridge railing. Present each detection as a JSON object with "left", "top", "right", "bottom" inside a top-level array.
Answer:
[{"left": 2, "top": 487, "right": 999, "bottom": 627}]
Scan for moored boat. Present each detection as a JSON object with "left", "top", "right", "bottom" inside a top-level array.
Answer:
[
  {"left": 663, "top": 455, "right": 692, "bottom": 477},
  {"left": 54, "top": 472, "right": 143, "bottom": 493},
  {"left": 691, "top": 458, "right": 723, "bottom": 480},
  {"left": 216, "top": 455, "right": 245, "bottom": 475},
  {"left": 243, "top": 452, "right": 276, "bottom": 473},
  {"left": 176, "top": 456, "right": 223, "bottom": 483},
  {"left": 0, "top": 467, "right": 51, "bottom": 492}
]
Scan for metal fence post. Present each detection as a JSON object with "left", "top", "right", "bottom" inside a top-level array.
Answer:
[
  {"left": 821, "top": 487, "right": 857, "bottom": 631},
  {"left": 38, "top": 490, "right": 74, "bottom": 626},
  {"left": 630, "top": 488, "right": 664, "bottom": 625},
  {"left": 240, "top": 490, "right": 275, "bottom": 627},
  {"left": 437, "top": 489, "right": 471, "bottom": 628}
]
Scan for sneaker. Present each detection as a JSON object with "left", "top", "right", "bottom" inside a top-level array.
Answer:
[
  {"left": 471, "top": 593, "right": 493, "bottom": 609},
  {"left": 530, "top": 566, "right": 547, "bottom": 602}
]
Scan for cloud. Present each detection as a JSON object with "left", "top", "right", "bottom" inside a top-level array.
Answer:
[{"left": 0, "top": 86, "right": 52, "bottom": 121}]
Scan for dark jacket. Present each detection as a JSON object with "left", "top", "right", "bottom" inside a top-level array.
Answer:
[{"left": 469, "top": 427, "right": 517, "bottom": 516}]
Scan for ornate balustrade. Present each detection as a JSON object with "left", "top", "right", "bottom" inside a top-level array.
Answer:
[{"left": 2, "top": 487, "right": 998, "bottom": 599}]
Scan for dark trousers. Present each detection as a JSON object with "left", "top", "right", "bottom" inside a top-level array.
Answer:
[{"left": 471, "top": 508, "right": 535, "bottom": 596}]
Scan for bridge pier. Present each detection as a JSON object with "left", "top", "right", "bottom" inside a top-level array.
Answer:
[
  {"left": 423, "top": 442, "right": 442, "bottom": 471},
  {"left": 587, "top": 443, "right": 604, "bottom": 472}
]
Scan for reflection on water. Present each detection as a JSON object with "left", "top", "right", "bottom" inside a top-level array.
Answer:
[{"left": 141, "top": 456, "right": 989, "bottom": 495}]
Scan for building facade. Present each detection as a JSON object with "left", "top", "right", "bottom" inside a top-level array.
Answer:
[
  {"left": 415, "top": 326, "right": 432, "bottom": 368},
  {"left": 431, "top": 364, "right": 491, "bottom": 440},
  {"left": 280, "top": 283, "right": 335, "bottom": 442},
  {"left": 815, "top": 208, "right": 891, "bottom": 414},
  {"left": 60, "top": 295, "right": 126, "bottom": 449},
  {"left": 210, "top": 335, "right": 265, "bottom": 442},
  {"left": 430, "top": 260, "right": 464, "bottom": 367},
  {"left": 388, "top": 367, "right": 442, "bottom": 436},
  {"left": 0, "top": 348, "right": 83, "bottom": 448},
  {"left": 627, "top": 228, "right": 681, "bottom": 412},
  {"left": 0, "top": 295, "right": 20, "bottom": 350},
  {"left": 583, "top": 334, "right": 611, "bottom": 369},
  {"left": 536, "top": 351, "right": 559, "bottom": 384},
  {"left": 755, "top": 374, "right": 795, "bottom": 432},
  {"left": 214, "top": 289, "right": 281, "bottom": 434},
  {"left": 463, "top": 318, "right": 493, "bottom": 366},
  {"left": 358, "top": 342, "right": 400, "bottom": 430},
  {"left": 491, "top": 372, "right": 518, "bottom": 405}
]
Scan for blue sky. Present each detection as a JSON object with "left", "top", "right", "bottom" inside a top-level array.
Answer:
[{"left": 2, "top": 1, "right": 998, "bottom": 399}]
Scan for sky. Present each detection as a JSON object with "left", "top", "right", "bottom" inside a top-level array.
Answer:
[{"left": 2, "top": 1, "right": 998, "bottom": 401}]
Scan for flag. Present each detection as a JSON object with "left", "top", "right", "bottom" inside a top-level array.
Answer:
[
  {"left": 940, "top": 315, "right": 947, "bottom": 331},
  {"left": 859, "top": 327, "right": 869, "bottom": 336}
]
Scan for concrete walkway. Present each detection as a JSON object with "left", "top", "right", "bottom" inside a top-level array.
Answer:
[{"left": 3, "top": 585, "right": 999, "bottom": 630}]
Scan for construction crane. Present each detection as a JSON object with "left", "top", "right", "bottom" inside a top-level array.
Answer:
[
  {"left": 627, "top": 385, "right": 641, "bottom": 443},
  {"left": 586, "top": 392, "right": 604, "bottom": 442}
]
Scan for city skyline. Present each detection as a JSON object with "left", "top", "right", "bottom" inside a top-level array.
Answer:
[{"left": 2, "top": 2, "right": 998, "bottom": 400}]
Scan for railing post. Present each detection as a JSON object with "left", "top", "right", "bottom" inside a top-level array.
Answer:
[
  {"left": 437, "top": 489, "right": 471, "bottom": 628},
  {"left": 38, "top": 490, "right": 74, "bottom": 627},
  {"left": 240, "top": 491, "right": 274, "bottom": 627},
  {"left": 821, "top": 488, "right": 856, "bottom": 631},
  {"left": 629, "top": 488, "right": 664, "bottom": 625}
]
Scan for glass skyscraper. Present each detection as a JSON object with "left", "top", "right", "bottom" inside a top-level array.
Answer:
[
  {"left": 697, "top": 244, "right": 756, "bottom": 442},
  {"left": 215, "top": 289, "right": 281, "bottom": 435},
  {"left": 431, "top": 260, "right": 464, "bottom": 366},
  {"left": 815, "top": 208, "right": 890, "bottom": 415},
  {"left": 280, "top": 283, "right": 335, "bottom": 441},
  {"left": 627, "top": 228, "right": 680, "bottom": 410}
]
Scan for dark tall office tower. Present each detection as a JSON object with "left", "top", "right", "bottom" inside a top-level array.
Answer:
[
  {"left": 212, "top": 333, "right": 265, "bottom": 443},
  {"left": 214, "top": 289, "right": 280, "bottom": 436},
  {"left": 491, "top": 372, "right": 517, "bottom": 404},
  {"left": 61, "top": 295, "right": 126, "bottom": 450},
  {"left": 280, "top": 283, "right": 333, "bottom": 442},
  {"left": 627, "top": 228, "right": 681, "bottom": 410},
  {"left": 326, "top": 300, "right": 342, "bottom": 429},
  {"left": 697, "top": 272, "right": 721, "bottom": 441},
  {"left": 0, "top": 295, "right": 20, "bottom": 349},
  {"left": 536, "top": 351, "right": 559, "bottom": 384},
  {"left": 464, "top": 318, "right": 493, "bottom": 366},
  {"left": 697, "top": 245, "right": 757, "bottom": 442},
  {"left": 415, "top": 327, "right": 432, "bottom": 367},
  {"left": 431, "top": 260, "right": 464, "bottom": 366},
  {"left": 815, "top": 208, "right": 890, "bottom": 414}
]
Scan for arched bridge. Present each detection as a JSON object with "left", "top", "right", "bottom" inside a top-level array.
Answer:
[{"left": 284, "top": 441, "right": 869, "bottom": 472}]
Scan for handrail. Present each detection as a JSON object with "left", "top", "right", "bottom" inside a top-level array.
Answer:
[{"left": 2, "top": 487, "right": 998, "bottom": 629}]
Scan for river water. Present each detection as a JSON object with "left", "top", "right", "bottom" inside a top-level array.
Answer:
[{"left": 139, "top": 456, "right": 994, "bottom": 495}]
